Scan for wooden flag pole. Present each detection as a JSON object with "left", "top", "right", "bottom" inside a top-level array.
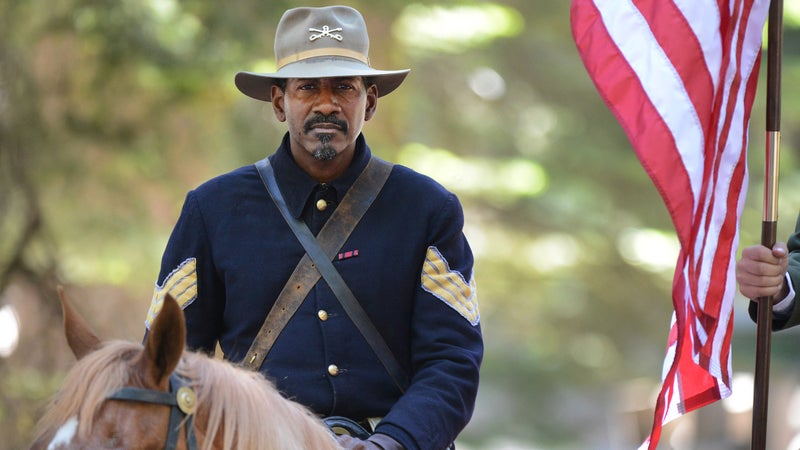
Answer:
[{"left": 752, "top": 0, "right": 782, "bottom": 448}]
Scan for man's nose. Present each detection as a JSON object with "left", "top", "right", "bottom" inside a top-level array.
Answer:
[{"left": 313, "top": 85, "right": 341, "bottom": 115}]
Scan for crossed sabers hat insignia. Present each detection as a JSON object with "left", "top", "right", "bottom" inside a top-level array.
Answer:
[{"left": 309, "top": 25, "right": 343, "bottom": 41}]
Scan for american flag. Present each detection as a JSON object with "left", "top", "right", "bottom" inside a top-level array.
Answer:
[{"left": 570, "top": 0, "right": 770, "bottom": 448}]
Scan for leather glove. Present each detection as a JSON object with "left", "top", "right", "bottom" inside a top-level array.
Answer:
[{"left": 335, "top": 433, "right": 404, "bottom": 450}]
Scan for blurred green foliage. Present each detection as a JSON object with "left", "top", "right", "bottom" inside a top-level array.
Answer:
[{"left": 4, "top": 1, "right": 800, "bottom": 449}]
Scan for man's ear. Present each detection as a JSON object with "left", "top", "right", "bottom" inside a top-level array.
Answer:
[
  {"left": 364, "top": 83, "right": 378, "bottom": 121},
  {"left": 271, "top": 84, "right": 287, "bottom": 122}
]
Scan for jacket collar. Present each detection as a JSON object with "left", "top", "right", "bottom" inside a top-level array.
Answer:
[{"left": 269, "top": 132, "right": 372, "bottom": 219}]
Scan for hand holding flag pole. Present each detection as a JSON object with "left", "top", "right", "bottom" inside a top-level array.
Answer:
[{"left": 752, "top": 1, "right": 782, "bottom": 448}]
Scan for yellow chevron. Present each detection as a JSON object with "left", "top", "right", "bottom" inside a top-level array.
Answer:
[
  {"left": 145, "top": 258, "right": 198, "bottom": 328},
  {"left": 421, "top": 246, "right": 479, "bottom": 325}
]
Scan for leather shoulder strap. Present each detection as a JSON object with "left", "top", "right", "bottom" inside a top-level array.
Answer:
[{"left": 244, "top": 157, "right": 409, "bottom": 392}]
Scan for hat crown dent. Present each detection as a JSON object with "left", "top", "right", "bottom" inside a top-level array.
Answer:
[{"left": 276, "top": 6, "right": 370, "bottom": 67}]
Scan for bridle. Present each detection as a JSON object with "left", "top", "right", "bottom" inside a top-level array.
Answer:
[{"left": 106, "top": 373, "right": 199, "bottom": 450}]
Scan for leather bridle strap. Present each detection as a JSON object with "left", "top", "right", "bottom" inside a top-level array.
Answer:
[{"left": 107, "top": 374, "right": 198, "bottom": 450}]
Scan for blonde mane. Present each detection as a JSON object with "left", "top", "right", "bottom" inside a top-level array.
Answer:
[{"left": 33, "top": 340, "right": 340, "bottom": 450}]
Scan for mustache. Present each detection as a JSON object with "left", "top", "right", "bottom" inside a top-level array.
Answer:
[{"left": 304, "top": 114, "right": 348, "bottom": 134}]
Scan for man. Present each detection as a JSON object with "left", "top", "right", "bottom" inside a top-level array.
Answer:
[
  {"left": 736, "top": 215, "right": 800, "bottom": 330},
  {"left": 144, "top": 6, "right": 483, "bottom": 450}
]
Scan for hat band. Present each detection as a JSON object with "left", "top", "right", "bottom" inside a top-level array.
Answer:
[{"left": 276, "top": 48, "right": 370, "bottom": 70}]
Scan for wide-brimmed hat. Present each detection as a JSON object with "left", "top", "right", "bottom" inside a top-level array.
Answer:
[{"left": 235, "top": 5, "right": 410, "bottom": 102}]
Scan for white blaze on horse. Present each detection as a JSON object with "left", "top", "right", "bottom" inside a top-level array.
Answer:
[{"left": 29, "top": 287, "right": 341, "bottom": 450}]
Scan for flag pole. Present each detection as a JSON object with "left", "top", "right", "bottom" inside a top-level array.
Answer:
[{"left": 752, "top": 0, "right": 782, "bottom": 448}]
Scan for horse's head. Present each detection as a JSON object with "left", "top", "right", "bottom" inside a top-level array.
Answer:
[
  {"left": 30, "top": 288, "right": 342, "bottom": 450},
  {"left": 30, "top": 287, "right": 192, "bottom": 450}
]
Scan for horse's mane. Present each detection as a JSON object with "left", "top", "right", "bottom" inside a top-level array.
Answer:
[
  {"left": 177, "top": 348, "right": 339, "bottom": 450},
  {"left": 33, "top": 341, "right": 140, "bottom": 445},
  {"left": 33, "top": 340, "right": 339, "bottom": 450}
]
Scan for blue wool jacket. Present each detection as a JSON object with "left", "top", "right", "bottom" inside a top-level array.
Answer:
[{"left": 147, "top": 133, "right": 483, "bottom": 450}]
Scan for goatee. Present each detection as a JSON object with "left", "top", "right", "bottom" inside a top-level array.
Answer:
[
  {"left": 305, "top": 114, "right": 346, "bottom": 161},
  {"left": 313, "top": 134, "right": 337, "bottom": 161}
]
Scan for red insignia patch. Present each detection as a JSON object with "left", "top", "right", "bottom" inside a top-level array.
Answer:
[{"left": 337, "top": 249, "right": 359, "bottom": 260}]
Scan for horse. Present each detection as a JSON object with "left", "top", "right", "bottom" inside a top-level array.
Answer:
[{"left": 28, "top": 287, "right": 342, "bottom": 450}]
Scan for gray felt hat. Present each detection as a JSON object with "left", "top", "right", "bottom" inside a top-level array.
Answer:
[{"left": 235, "top": 5, "right": 410, "bottom": 102}]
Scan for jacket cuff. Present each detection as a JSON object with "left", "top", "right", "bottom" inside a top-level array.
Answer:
[
  {"left": 368, "top": 433, "right": 405, "bottom": 450},
  {"left": 372, "top": 423, "right": 417, "bottom": 450}
]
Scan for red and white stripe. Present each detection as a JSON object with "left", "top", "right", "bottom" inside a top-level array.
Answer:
[{"left": 570, "top": 0, "right": 769, "bottom": 448}]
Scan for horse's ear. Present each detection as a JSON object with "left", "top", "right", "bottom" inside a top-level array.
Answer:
[
  {"left": 137, "top": 294, "right": 186, "bottom": 388},
  {"left": 59, "top": 285, "right": 102, "bottom": 360}
]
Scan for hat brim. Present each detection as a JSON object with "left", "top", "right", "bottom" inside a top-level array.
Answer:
[{"left": 235, "top": 57, "right": 410, "bottom": 102}]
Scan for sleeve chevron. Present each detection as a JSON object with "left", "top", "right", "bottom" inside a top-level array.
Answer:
[
  {"left": 145, "top": 258, "right": 198, "bottom": 329},
  {"left": 421, "top": 246, "right": 479, "bottom": 326}
]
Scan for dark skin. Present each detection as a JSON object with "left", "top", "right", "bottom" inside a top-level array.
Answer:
[
  {"left": 271, "top": 77, "right": 378, "bottom": 183},
  {"left": 736, "top": 242, "right": 789, "bottom": 303}
]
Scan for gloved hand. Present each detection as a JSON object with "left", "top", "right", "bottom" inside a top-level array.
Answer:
[{"left": 335, "top": 433, "right": 404, "bottom": 450}]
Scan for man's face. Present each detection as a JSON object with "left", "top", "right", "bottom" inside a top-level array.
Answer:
[{"left": 272, "top": 77, "right": 377, "bottom": 163}]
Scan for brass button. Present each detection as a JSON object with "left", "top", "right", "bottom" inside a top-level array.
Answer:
[
  {"left": 316, "top": 199, "right": 328, "bottom": 211},
  {"left": 327, "top": 364, "right": 339, "bottom": 376},
  {"left": 317, "top": 310, "right": 328, "bottom": 321}
]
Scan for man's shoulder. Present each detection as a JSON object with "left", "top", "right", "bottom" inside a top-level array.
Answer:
[
  {"left": 379, "top": 163, "right": 463, "bottom": 219},
  {"left": 192, "top": 164, "right": 260, "bottom": 196},
  {"left": 386, "top": 163, "right": 451, "bottom": 196}
]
